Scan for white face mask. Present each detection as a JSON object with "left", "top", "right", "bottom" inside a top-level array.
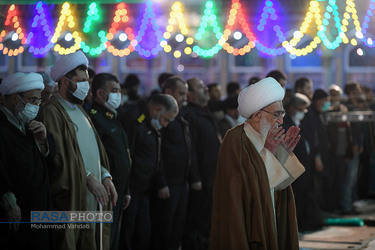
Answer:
[
  {"left": 293, "top": 111, "right": 305, "bottom": 121},
  {"left": 16, "top": 95, "right": 39, "bottom": 123},
  {"left": 72, "top": 81, "right": 90, "bottom": 100},
  {"left": 105, "top": 92, "right": 121, "bottom": 111},
  {"left": 66, "top": 78, "right": 90, "bottom": 101},
  {"left": 151, "top": 112, "right": 162, "bottom": 130}
]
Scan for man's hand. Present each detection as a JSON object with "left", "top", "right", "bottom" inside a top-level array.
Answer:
[
  {"left": 158, "top": 186, "right": 170, "bottom": 199},
  {"left": 191, "top": 181, "right": 202, "bottom": 191},
  {"left": 87, "top": 174, "right": 109, "bottom": 206},
  {"left": 264, "top": 123, "right": 285, "bottom": 155},
  {"left": 28, "top": 120, "right": 47, "bottom": 144},
  {"left": 103, "top": 177, "right": 118, "bottom": 207},
  {"left": 122, "top": 195, "right": 131, "bottom": 210},
  {"left": 6, "top": 205, "right": 21, "bottom": 231},
  {"left": 315, "top": 156, "right": 324, "bottom": 172},
  {"left": 281, "top": 126, "right": 301, "bottom": 154}
]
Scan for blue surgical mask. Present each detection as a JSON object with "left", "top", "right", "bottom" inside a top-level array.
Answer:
[
  {"left": 151, "top": 118, "right": 162, "bottom": 131},
  {"left": 322, "top": 101, "right": 331, "bottom": 112}
]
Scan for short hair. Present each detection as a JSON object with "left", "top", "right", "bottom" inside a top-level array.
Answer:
[
  {"left": 207, "top": 83, "right": 219, "bottom": 92},
  {"left": 344, "top": 81, "right": 360, "bottom": 95},
  {"left": 288, "top": 93, "right": 311, "bottom": 107},
  {"left": 149, "top": 94, "right": 178, "bottom": 113},
  {"left": 226, "top": 82, "right": 240, "bottom": 96},
  {"left": 158, "top": 72, "right": 174, "bottom": 88},
  {"left": 187, "top": 77, "right": 200, "bottom": 92},
  {"left": 312, "top": 89, "right": 329, "bottom": 101},
  {"left": 92, "top": 73, "right": 119, "bottom": 98},
  {"left": 161, "top": 76, "right": 185, "bottom": 93},
  {"left": 248, "top": 76, "right": 261, "bottom": 86},
  {"left": 88, "top": 67, "right": 96, "bottom": 79},
  {"left": 58, "top": 64, "right": 88, "bottom": 87},
  {"left": 266, "top": 70, "right": 286, "bottom": 82},
  {"left": 123, "top": 73, "right": 140, "bottom": 90},
  {"left": 294, "top": 77, "right": 311, "bottom": 93}
]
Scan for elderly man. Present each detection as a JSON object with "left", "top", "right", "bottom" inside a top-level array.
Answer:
[
  {"left": 209, "top": 77, "right": 304, "bottom": 250},
  {"left": 38, "top": 51, "right": 117, "bottom": 250},
  {"left": 0, "top": 73, "right": 52, "bottom": 249}
]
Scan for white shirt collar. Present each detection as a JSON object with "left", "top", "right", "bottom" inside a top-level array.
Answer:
[{"left": 56, "top": 93, "right": 77, "bottom": 109}]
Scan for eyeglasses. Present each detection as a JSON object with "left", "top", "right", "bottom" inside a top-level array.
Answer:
[
  {"left": 19, "top": 94, "right": 42, "bottom": 106},
  {"left": 260, "top": 109, "right": 286, "bottom": 119}
]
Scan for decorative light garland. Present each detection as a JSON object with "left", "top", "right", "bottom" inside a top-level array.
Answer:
[
  {"left": 192, "top": 1, "right": 223, "bottom": 58},
  {"left": 51, "top": 2, "right": 82, "bottom": 55},
  {"left": 106, "top": 3, "right": 137, "bottom": 57},
  {"left": 162, "top": 2, "right": 194, "bottom": 58},
  {"left": 361, "top": 0, "right": 375, "bottom": 47},
  {"left": 0, "top": 4, "right": 27, "bottom": 57},
  {"left": 255, "top": 0, "right": 286, "bottom": 56},
  {"left": 282, "top": 0, "right": 322, "bottom": 57},
  {"left": 80, "top": 2, "right": 107, "bottom": 57},
  {"left": 218, "top": 0, "right": 256, "bottom": 56},
  {"left": 27, "top": 1, "right": 54, "bottom": 57},
  {"left": 134, "top": 0, "right": 165, "bottom": 58},
  {"left": 0, "top": 1, "right": 374, "bottom": 58}
]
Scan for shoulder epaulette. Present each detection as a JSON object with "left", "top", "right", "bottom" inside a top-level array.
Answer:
[
  {"left": 137, "top": 114, "right": 146, "bottom": 124},
  {"left": 90, "top": 109, "right": 97, "bottom": 115}
]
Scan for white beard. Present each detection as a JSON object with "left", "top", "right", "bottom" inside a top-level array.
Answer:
[{"left": 259, "top": 116, "right": 272, "bottom": 139}]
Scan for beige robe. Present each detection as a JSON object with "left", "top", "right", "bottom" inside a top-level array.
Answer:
[{"left": 39, "top": 99, "right": 111, "bottom": 250}]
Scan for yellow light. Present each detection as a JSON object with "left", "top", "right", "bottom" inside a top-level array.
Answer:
[
  {"left": 184, "top": 47, "right": 192, "bottom": 55},
  {"left": 350, "top": 38, "right": 357, "bottom": 46},
  {"left": 174, "top": 50, "right": 181, "bottom": 58},
  {"left": 164, "top": 32, "right": 171, "bottom": 39},
  {"left": 186, "top": 37, "right": 193, "bottom": 45},
  {"left": 164, "top": 45, "right": 172, "bottom": 53}
]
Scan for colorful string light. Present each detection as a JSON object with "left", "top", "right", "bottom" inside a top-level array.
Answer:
[
  {"left": 26, "top": 1, "right": 54, "bottom": 57},
  {"left": 162, "top": 2, "right": 194, "bottom": 58},
  {"left": 0, "top": 4, "right": 27, "bottom": 56},
  {"left": 255, "top": 0, "right": 286, "bottom": 56},
  {"left": 134, "top": 0, "right": 165, "bottom": 58},
  {"left": 51, "top": 2, "right": 82, "bottom": 55},
  {"left": 219, "top": 0, "right": 256, "bottom": 56},
  {"left": 361, "top": 0, "right": 375, "bottom": 47},
  {"left": 340, "top": 0, "right": 363, "bottom": 47},
  {"left": 282, "top": 0, "right": 322, "bottom": 56},
  {"left": 192, "top": 1, "right": 223, "bottom": 58},
  {"left": 80, "top": 2, "right": 107, "bottom": 57},
  {"left": 106, "top": 3, "right": 136, "bottom": 57}
]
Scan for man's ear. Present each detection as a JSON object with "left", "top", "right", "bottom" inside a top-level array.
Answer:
[
  {"left": 60, "top": 77, "right": 70, "bottom": 89},
  {"left": 165, "top": 88, "right": 173, "bottom": 95}
]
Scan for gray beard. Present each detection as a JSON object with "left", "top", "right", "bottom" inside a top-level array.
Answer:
[{"left": 259, "top": 116, "right": 272, "bottom": 140}]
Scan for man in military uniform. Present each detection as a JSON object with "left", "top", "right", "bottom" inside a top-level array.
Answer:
[
  {"left": 119, "top": 94, "right": 178, "bottom": 250},
  {"left": 89, "top": 73, "right": 132, "bottom": 250}
]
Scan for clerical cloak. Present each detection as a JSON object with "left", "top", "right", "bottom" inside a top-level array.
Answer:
[
  {"left": 39, "top": 99, "right": 111, "bottom": 250},
  {"left": 209, "top": 124, "right": 299, "bottom": 250}
]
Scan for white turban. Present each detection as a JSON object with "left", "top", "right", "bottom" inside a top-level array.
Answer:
[
  {"left": 0, "top": 72, "right": 44, "bottom": 95},
  {"left": 237, "top": 77, "right": 285, "bottom": 118},
  {"left": 50, "top": 50, "right": 88, "bottom": 82}
]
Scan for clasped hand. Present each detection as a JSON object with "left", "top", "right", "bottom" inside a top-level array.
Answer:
[{"left": 264, "top": 122, "right": 301, "bottom": 155}]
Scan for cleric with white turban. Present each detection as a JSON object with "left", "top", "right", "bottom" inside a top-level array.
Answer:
[
  {"left": 210, "top": 77, "right": 304, "bottom": 250},
  {"left": 50, "top": 50, "right": 88, "bottom": 82},
  {"left": 237, "top": 77, "right": 285, "bottom": 119},
  {"left": 0, "top": 72, "right": 44, "bottom": 96}
]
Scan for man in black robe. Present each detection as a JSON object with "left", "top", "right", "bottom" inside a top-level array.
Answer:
[{"left": 0, "top": 72, "right": 53, "bottom": 250}]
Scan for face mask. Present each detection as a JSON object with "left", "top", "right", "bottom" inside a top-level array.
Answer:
[
  {"left": 16, "top": 95, "right": 39, "bottom": 123},
  {"left": 322, "top": 101, "right": 331, "bottom": 112},
  {"left": 66, "top": 78, "right": 90, "bottom": 101},
  {"left": 105, "top": 92, "right": 121, "bottom": 110},
  {"left": 151, "top": 118, "right": 162, "bottom": 130},
  {"left": 293, "top": 111, "right": 305, "bottom": 121},
  {"left": 360, "top": 94, "right": 366, "bottom": 101},
  {"left": 121, "top": 94, "right": 128, "bottom": 106},
  {"left": 151, "top": 112, "right": 162, "bottom": 130}
]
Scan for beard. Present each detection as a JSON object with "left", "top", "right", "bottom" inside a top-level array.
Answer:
[
  {"left": 66, "top": 82, "right": 84, "bottom": 105},
  {"left": 259, "top": 116, "right": 272, "bottom": 139}
]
